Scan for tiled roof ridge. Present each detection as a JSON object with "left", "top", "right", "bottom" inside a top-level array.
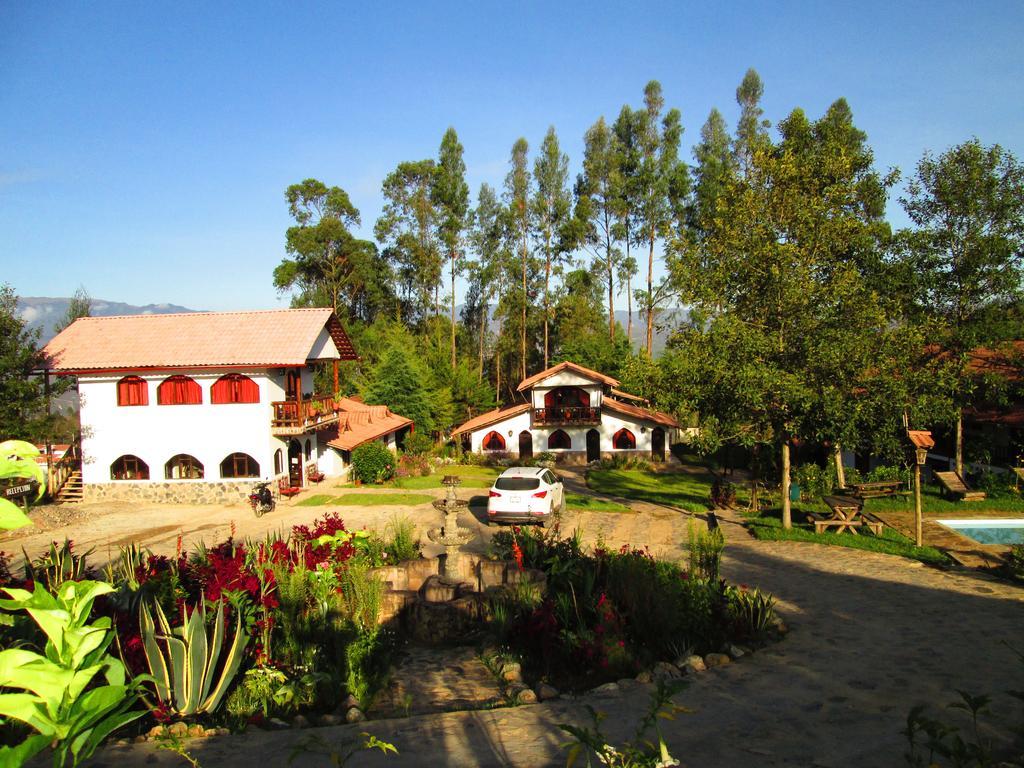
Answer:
[{"left": 72, "top": 307, "right": 331, "bottom": 322}]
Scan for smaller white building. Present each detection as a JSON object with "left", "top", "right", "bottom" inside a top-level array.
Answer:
[
  {"left": 42, "top": 309, "right": 411, "bottom": 504},
  {"left": 452, "top": 361, "right": 680, "bottom": 463}
]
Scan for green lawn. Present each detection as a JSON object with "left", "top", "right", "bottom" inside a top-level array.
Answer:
[
  {"left": 586, "top": 469, "right": 721, "bottom": 513},
  {"left": 389, "top": 464, "right": 502, "bottom": 490},
  {"left": 743, "top": 510, "right": 951, "bottom": 565},
  {"left": 297, "top": 493, "right": 434, "bottom": 507},
  {"left": 565, "top": 493, "right": 633, "bottom": 514},
  {"left": 866, "top": 485, "right": 1024, "bottom": 515}
]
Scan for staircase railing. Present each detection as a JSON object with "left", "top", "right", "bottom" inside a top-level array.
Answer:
[{"left": 48, "top": 435, "right": 81, "bottom": 500}]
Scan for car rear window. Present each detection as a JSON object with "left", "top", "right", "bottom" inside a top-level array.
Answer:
[{"left": 495, "top": 477, "right": 540, "bottom": 491}]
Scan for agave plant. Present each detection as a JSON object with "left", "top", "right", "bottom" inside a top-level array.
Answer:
[
  {"left": 139, "top": 598, "right": 249, "bottom": 716},
  {"left": 24, "top": 539, "right": 94, "bottom": 592}
]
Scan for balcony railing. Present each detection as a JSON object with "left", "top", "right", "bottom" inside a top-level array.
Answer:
[
  {"left": 271, "top": 395, "right": 340, "bottom": 435},
  {"left": 533, "top": 406, "right": 601, "bottom": 426}
]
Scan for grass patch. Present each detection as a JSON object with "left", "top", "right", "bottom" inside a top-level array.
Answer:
[
  {"left": 587, "top": 469, "right": 722, "bottom": 513},
  {"left": 390, "top": 465, "right": 502, "bottom": 490},
  {"left": 297, "top": 493, "right": 434, "bottom": 507},
  {"left": 565, "top": 493, "right": 634, "bottom": 514},
  {"left": 868, "top": 486, "right": 1024, "bottom": 515},
  {"left": 744, "top": 510, "right": 951, "bottom": 565}
]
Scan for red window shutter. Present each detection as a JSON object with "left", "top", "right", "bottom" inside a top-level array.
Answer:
[
  {"left": 159, "top": 376, "right": 202, "bottom": 405},
  {"left": 117, "top": 377, "right": 148, "bottom": 406},
  {"left": 212, "top": 374, "right": 259, "bottom": 404}
]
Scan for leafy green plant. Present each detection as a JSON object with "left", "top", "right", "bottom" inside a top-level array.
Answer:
[
  {"left": 688, "top": 520, "right": 725, "bottom": 582},
  {"left": 559, "top": 678, "right": 688, "bottom": 767},
  {"left": 903, "top": 691, "right": 994, "bottom": 767},
  {"left": 0, "top": 580, "right": 146, "bottom": 767},
  {"left": 401, "top": 431, "right": 433, "bottom": 456},
  {"left": 384, "top": 515, "right": 419, "bottom": 563},
  {"left": 288, "top": 731, "right": 398, "bottom": 767},
  {"left": 336, "top": 561, "right": 384, "bottom": 632},
  {"left": 351, "top": 443, "right": 396, "bottom": 484},
  {"left": 0, "top": 439, "right": 44, "bottom": 531},
  {"left": 139, "top": 598, "right": 249, "bottom": 716},
  {"left": 725, "top": 585, "right": 776, "bottom": 641}
]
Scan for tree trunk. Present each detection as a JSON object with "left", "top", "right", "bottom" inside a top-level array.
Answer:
[
  {"left": 833, "top": 443, "right": 846, "bottom": 489},
  {"left": 781, "top": 440, "right": 792, "bottom": 530},
  {"left": 450, "top": 253, "right": 457, "bottom": 370},
  {"left": 626, "top": 275, "right": 633, "bottom": 345},
  {"left": 544, "top": 234, "right": 551, "bottom": 369},
  {"left": 606, "top": 224, "right": 615, "bottom": 340},
  {"left": 646, "top": 232, "right": 655, "bottom": 357},
  {"left": 955, "top": 411, "right": 963, "bottom": 477},
  {"left": 521, "top": 234, "right": 528, "bottom": 381},
  {"left": 478, "top": 302, "right": 485, "bottom": 382}
]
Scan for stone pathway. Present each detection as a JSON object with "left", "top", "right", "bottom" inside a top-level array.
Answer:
[{"left": 370, "top": 646, "right": 505, "bottom": 718}]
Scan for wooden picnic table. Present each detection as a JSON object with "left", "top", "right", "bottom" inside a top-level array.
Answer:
[
  {"left": 810, "top": 495, "right": 885, "bottom": 536},
  {"left": 845, "top": 480, "right": 909, "bottom": 499}
]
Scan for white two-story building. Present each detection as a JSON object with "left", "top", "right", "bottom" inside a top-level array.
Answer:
[
  {"left": 452, "top": 361, "right": 681, "bottom": 463},
  {"left": 42, "top": 308, "right": 411, "bottom": 504}
]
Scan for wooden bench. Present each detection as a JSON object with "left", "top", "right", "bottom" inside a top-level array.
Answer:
[
  {"left": 934, "top": 471, "right": 986, "bottom": 502},
  {"left": 814, "top": 495, "right": 884, "bottom": 536},
  {"left": 306, "top": 463, "right": 325, "bottom": 484},
  {"left": 278, "top": 478, "right": 302, "bottom": 500}
]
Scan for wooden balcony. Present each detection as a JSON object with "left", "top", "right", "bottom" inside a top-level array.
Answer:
[
  {"left": 533, "top": 406, "right": 601, "bottom": 426},
  {"left": 271, "top": 395, "right": 340, "bottom": 436}
]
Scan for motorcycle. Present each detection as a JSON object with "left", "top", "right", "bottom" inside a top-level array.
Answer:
[{"left": 249, "top": 481, "right": 276, "bottom": 517}]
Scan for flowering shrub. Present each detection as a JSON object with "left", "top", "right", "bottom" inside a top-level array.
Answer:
[
  {"left": 351, "top": 443, "right": 395, "bottom": 484},
  {"left": 488, "top": 527, "right": 774, "bottom": 689}
]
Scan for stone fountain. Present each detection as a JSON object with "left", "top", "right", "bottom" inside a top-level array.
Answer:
[{"left": 426, "top": 475, "right": 475, "bottom": 582}]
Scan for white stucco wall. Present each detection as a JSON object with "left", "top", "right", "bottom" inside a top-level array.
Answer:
[
  {"left": 468, "top": 407, "right": 668, "bottom": 457},
  {"left": 79, "top": 370, "right": 292, "bottom": 486},
  {"left": 530, "top": 372, "right": 603, "bottom": 408}
]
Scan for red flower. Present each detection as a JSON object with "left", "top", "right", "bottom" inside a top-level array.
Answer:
[{"left": 511, "top": 542, "right": 524, "bottom": 571}]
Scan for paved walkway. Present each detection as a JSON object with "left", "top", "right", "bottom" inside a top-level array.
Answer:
[{"left": 78, "top": 501, "right": 1024, "bottom": 768}]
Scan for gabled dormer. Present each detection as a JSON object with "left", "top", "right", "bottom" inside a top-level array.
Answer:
[{"left": 516, "top": 361, "right": 620, "bottom": 426}]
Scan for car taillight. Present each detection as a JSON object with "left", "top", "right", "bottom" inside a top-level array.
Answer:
[
  {"left": 489, "top": 490, "right": 501, "bottom": 497},
  {"left": 532, "top": 490, "right": 548, "bottom": 499}
]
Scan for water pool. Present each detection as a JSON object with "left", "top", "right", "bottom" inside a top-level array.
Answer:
[{"left": 937, "top": 519, "right": 1024, "bottom": 546}]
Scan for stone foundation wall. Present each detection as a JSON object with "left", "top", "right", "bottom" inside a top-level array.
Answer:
[{"left": 83, "top": 480, "right": 254, "bottom": 505}]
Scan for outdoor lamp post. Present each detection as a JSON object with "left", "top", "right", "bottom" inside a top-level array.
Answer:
[{"left": 907, "top": 430, "right": 935, "bottom": 547}]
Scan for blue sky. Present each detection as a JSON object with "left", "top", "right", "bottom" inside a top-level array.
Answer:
[{"left": 2, "top": 1, "right": 1023, "bottom": 312}]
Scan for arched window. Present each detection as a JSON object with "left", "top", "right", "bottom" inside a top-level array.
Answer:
[
  {"left": 482, "top": 431, "right": 506, "bottom": 451},
  {"left": 157, "top": 375, "right": 202, "bottom": 405},
  {"left": 274, "top": 449, "right": 283, "bottom": 475},
  {"left": 612, "top": 428, "right": 636, "bottom": 450},
  {"left": 305, "top": 439, "right": 312, "bottom": 461},
  {"left": 116, "top": 376, "right": 148, "bottom": 406},
  {"left": 111, "top": 455, "right": 149, "bottom": 480},
  {"left": 210, "top": 373, "right": 260, "bottom": 404},
  {"left": 165, "top": 454, "right": 204, "bottom": 480},
  {"left": 543, "top": 386, "right": 590, "bottom": 409},
  {"left": 548, "top": 430, "right": 572, "bottom": 450},
  {"left": 221, "top": 453, "right": 260, "bottom": 479}
]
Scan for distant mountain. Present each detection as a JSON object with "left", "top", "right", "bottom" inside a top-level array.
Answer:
[{"left": 17, "top": 297, "right": 199, "bottom": 344}]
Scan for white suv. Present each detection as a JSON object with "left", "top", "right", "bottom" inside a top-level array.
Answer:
[{"left": 487, "top": 467, "right": 565, "bottom": 527}]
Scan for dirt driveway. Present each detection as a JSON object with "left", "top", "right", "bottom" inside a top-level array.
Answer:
[{"left": 2, "top": 478, "right": 692, "bottom": 566}]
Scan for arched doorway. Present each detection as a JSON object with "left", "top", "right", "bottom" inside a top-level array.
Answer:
[
  {"left": 651, "top": 427, "right": 665, "bottom": 462},
  {"left": 288, "top": 438, "right": 303, "bottom": 486},
  {"left": 518, "top": 431, "right": 533, "bottom": 459},
  {"left": 586, "top": 429, "right": 601, "bottom": 462}
]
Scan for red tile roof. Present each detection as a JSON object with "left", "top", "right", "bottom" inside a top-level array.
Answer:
[
  {"left": 451, "top": 403, "right": 531, "bottom": 437},
  {"left": 603, "top": 397, "right": 680, "bottom": 429},
  {"left": 41, "top": 308, "right": 357, "bottom": 372},
  {"left": 609, "top": 388, "right": 648, "bottom": 404},
  {"left": 907, "top": 430, "right": 935, "bottom": 450},
  {"left": 326, "top": 397, "right": 413, "bottom": 452},
  {"left": 517, "top": 361, "right": 619, "bottom": 392}
]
